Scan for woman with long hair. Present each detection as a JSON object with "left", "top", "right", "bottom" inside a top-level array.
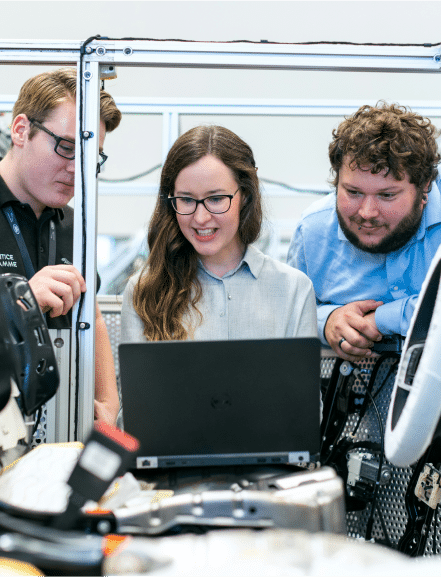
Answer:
[{"left": 121, "top": 125, "right": 317, "bottom": 342}]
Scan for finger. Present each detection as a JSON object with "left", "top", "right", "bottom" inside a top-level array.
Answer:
[
  {"left": 47, "top": 265, "right": 87, "bottom": 292},
  {"left": 336, "top": 339, "right": 373, "bottom": 362},
  {"left": 356, "top": 300, "right": 383, "bottom": 316},
  {"left": 38, "top": 282, "right": 76, "bottom": 317},
  {"left": 35, "top": 266, "right": 87, "bottom": 295}
]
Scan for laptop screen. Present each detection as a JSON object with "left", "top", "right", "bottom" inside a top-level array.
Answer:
[{"left": 119, "top": 338, "right": 321, "bottom": 469}]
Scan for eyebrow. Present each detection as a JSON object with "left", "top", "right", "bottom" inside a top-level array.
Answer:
[
  {"left": 341, "top": 182, "right": 403, "bottom": 193},
  {"left": 175, "top": 189, "right": 227, "bottom": 196}
]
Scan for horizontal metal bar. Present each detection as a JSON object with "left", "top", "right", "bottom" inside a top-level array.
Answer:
[
  {"left": 0, "top": 39, "right": 440, "bottom": 72},
  {"left": 2, "top": 96, "right": 441, "bottom": 117},
  {"left": 96, "top": 181, "right": 330, "bottom": 197}
]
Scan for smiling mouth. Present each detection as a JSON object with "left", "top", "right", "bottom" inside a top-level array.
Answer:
[
  {"left": 355, "top": 222, "right": 383, "bottom": 231},
  {"left": 196, "top": 228, "right": 216, "bottom": 236},
  {"left": 194, "top": 228, "right": 218, "bottom": 241}
]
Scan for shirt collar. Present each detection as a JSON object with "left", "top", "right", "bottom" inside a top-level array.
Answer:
[
  {"left": 0, "top": 174, "right": 64, "bottom": 221},
  {"left": 241, "top": 244, "right": 265, "bottom": 278},
  {"left": 198, "top": 244, "right": 265, "bottom": 280}
]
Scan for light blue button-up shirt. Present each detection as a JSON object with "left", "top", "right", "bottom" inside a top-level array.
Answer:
[
  {"left": 121, "top": 245, "right": 318, "bottom": 343},
  {"left": 287, "top": 180, "right": 441, "bottom": 345}
]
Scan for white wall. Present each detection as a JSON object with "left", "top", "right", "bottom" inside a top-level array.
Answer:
[{"left": 2, "top": 1, "right": 441, "bottom": 238}]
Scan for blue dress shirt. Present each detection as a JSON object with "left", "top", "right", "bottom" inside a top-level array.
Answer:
[{"left": 287, "top": 179, "right": 441, "bottom": 345}]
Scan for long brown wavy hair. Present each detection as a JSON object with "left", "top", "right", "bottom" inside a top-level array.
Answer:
[{"left": 133, "top": 125, "right": 262, "bottom": 341}]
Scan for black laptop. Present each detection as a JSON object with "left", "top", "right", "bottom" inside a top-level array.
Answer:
[{"left": 118, "top": 338, "right": 321, "bottom": 470}]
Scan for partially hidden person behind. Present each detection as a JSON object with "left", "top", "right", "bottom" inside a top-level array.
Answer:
[
  {"left": 287, "top": 102, "right": 441, "bottom": 363},
  {"left": 0, "top": 68, "right": 121, "bottom": 425},
  {"left": 121, "top": 125, "right": 318, "bottom": 342}
]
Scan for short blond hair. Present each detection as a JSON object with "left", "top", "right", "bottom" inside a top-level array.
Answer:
[{"left": 12, "top": 67, "right": 121, "bottom": 137}]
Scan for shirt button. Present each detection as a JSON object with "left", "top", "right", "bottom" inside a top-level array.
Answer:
[
  {"left": 228, "top": 294, "right": 232, "bottom": 300},
  {"left": 220, "top": 312, "right": 225, "bottom": 317},
  {"left": 39, "top": 246, "right": 44, "bottom": 253},
  {"left": 393, "top": 286, "right": 398, "bottom": 291}
]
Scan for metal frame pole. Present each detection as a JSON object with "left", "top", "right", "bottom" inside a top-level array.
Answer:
[{"left": 71, "top": 60, "right": 101, "bottom": 441}]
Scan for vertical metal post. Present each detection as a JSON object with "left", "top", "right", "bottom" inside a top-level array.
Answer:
[
  {"left": 162, "top": 111, "right": 179, "bottom": 163},
  {"left": 71, "top": 60, "right": 101, "bottom": 442},
  {"left": 46, "top": 329, "right": 71, "bottom": 443}
]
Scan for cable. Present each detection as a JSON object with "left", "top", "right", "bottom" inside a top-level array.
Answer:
[
  {"left": 372, "top": 356, "right": 400, "bottom": 401},
  {"left": 98, "top": 169, "right": 330, "bottom": 195},
  {"left": 351, "top": 353, "right": 399, "bottom": 439},
  {"left": 74, "top": 34, "right": 102, "bottom": 440},
  {"left": 68, "top": 36, "right": 441, "bottom": 48},
  {"left": 32, "top": 408, "right": 42, "bottom": 436},
  {"left": 376, "top": 503, "right": 393, "bottom": 549},
  {"left": 260, "top": 177, "right": 329, "bottom": 195},
  {"left": 98, "top": 163, "right": 162, "bottom": 183},
  {"left": 354, "top": 375, "right": 386, "bottom": 542}
]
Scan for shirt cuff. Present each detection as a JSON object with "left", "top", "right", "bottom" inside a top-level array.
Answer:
[
  {"left": 318, "top": 304, "right": 341, "bottom": 346},
  {"left": 375, "top": 300, "right": 405, "bottom": 336}
]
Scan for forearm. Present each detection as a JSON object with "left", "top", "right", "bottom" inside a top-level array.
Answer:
[{"left": 94, "top": 305, "right": 120, "bottom": 425}]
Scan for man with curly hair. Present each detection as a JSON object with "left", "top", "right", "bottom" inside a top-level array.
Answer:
[{"left": 287, "top": 102, "right": 441, "bottom": 362}]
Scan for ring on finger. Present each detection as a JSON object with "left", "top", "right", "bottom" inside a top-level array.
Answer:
[{"left": 338, "top": 337, "right": 346, "bottom": 348}]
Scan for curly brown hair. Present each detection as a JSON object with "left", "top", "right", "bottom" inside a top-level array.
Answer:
[
  {"left": 329, "top": 102, "right": 440, "bottom": 194},
  {"left": 133, "top": 125, "right": 262, "bottom": 341}
]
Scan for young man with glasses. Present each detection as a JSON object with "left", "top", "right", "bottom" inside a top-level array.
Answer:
[{"left": 0, "top": 68, "right": 121, "bottom": 425}]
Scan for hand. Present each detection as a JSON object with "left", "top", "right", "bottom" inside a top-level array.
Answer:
[
  {"left": 94, "top": 399, "right": 118, "bottom": 427},
  {"left": 324, "top": 300, "right": 384, "bottom": 362},
  {"left": 29, "top": 265, "right": 86, "bottom": 318}
]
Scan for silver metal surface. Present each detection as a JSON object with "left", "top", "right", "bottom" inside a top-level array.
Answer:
[
  {"left": 71, "top": 61, "right": 101, "bottom": 442},
  {"left": 1, "top": 40, "right": 441, "bottom": 72},
  {"left": 45, "top": 329, "right": 72, "bottom": 443},
  {"left": 115, "top": 468, "right": 345, "bottom": 536}
]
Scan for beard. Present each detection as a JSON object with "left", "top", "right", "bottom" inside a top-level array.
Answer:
[{"left": 336, "top": 194, "right": 425, "bottom": 254}]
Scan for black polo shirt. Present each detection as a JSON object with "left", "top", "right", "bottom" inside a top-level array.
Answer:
[{"left": 0, "top": 175, "right": 74, "bottom": 329}]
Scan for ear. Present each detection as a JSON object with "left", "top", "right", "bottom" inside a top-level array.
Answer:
[
  {"left": 10, "top": 114, "right": 30, "bottom": 148},
  {"left": 421, "top": 181, "right": 431, "bottom": 206}
]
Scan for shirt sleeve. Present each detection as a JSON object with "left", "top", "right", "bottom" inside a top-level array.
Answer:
[
  {"left": 290, "top": 274, "right": 319, "bottom": 339},
  {"left": 120, "top": 275, "right": 147, "bottom": 343},
  {"left": 375, "top": 295, "right": 418, "bottom": 336},
  {"left": 287, "top": 223, "right": 337, "bottom": 345},
  {"left": 287, "top": 222, "right": 306, "bottom": 272}
]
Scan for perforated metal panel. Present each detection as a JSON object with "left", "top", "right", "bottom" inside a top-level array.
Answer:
[
  {"left": 32, "top": 328, "right": 72, "bottom": 447},
  {"left": 97, "top": 295, "right": 123, "bottom": 377},
  {"left": 320, "top": 354, "right": 439, "bottom": 556}
]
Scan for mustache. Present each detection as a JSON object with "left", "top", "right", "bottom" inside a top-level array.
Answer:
[{"left": 351, "top": 217, "right": 382, "bottom": 230}]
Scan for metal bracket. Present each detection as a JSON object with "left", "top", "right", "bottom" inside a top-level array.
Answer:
[{"left": 415, "top": 463, "right": 441, "bottom": 509}]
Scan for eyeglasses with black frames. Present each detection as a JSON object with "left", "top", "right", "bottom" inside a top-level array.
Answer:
[
  {"left": 168, "top": 188, "right": 240, "bottom": 215},
  {"left": 29, "top": 118, "right": 108, "bottom": 174}
]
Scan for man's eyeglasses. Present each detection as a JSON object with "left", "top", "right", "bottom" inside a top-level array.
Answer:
[
  {"left": 29, "top": 118, "right": 108, "bottom": 174},
  {"left": 168, "top": 188, "right": 240, "bottom": 215}
]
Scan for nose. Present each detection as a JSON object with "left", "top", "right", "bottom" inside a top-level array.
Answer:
[
  {"left": 358, "top": 195, "right": 379, "bottom": 220},
  {"left": 193, "top": 201, "right": 212, "bottom": 224},
  {"left": 66, "top": 158, "right": 75, "bottom": 173}
]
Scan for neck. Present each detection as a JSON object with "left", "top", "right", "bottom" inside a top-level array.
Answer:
[
  {"left": 0, "top": 154, "right": 45, "bottom": 218},
  {"left": 200, "top": 244, "right": 245, "bottom": 278}
]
